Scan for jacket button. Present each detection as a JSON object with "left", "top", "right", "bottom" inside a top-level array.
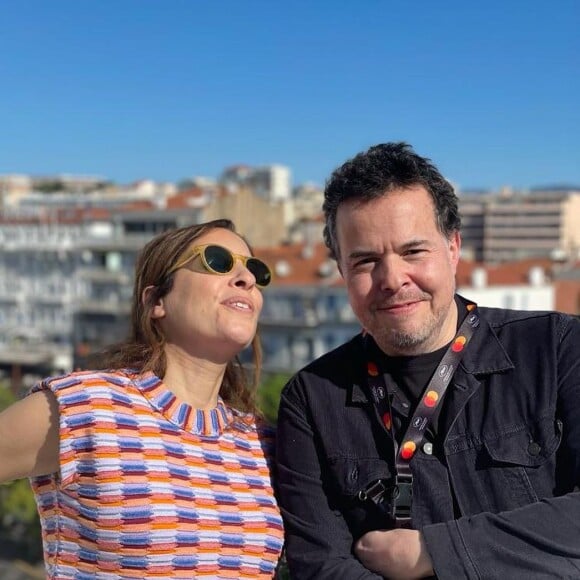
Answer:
[
  {"left": 528, "top": 442, "right": 542, "bottom": 456},
  {"left": 422, "top": 443, "right": 433, "bottom": 455},
  {"left": 350, "top": 467, "right": 359, "bottom": 481}
]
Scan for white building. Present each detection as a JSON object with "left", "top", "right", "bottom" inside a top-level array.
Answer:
[
  {"left": 458, "top": 265, "right": 554, "bottom": 311},
  {"left": 221, "top": 164, "right": 292, "bottom": 202}
]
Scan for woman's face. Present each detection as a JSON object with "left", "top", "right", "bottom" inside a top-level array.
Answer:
[{"left": 151, "top": 228, "right": 265, "bottom": 363}]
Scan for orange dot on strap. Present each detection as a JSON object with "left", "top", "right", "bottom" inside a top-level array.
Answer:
[
  {"left": 424, "top": 390, "right": 439, "bottom": 407},
  {"left": 401, "top": 441, "right": 416, "bottom": 460},
  {"left": 452, "top": 341, "right": 464, "bottom": 353},
  {"left": 383, "top": 412, "right": 392, "bottom": 430}
]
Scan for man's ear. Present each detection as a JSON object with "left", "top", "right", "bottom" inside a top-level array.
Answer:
[
  {"left": 448, "top": 231, "right": 461, "bottom": 268},
  {"left": 143, "top": 286, "right": 165, "bottom": 320}
]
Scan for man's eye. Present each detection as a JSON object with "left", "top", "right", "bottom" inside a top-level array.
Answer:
[
  {"left": 352, "top": 257, "right": 377, "bottom": 268},
  {"left": 405, "top": 249, "right": 425, "bottom": 256}
]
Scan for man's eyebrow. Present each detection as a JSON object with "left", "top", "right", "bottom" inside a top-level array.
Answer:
[
  {"left": 400, "top": 239, "right": 430, "bottom": 251},
  {"left": 346, "top": 249, "right": 379, "bottom": 261},
  {"left": 347, "top": 239, "right": 431, "bottom": 260}
]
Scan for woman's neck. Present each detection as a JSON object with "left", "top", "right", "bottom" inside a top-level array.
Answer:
[{"left": 162, "top": 345, "right": 227, "bottom": 410}]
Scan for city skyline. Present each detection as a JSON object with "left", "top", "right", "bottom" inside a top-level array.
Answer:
[{"left": 1, "top": 1, "right": 579, "bottom": 190}]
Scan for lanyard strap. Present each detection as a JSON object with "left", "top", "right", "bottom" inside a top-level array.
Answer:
[{"left": 364, "top": 300, "right": 480, "bottom": 525}]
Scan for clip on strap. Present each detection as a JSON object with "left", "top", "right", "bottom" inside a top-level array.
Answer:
[
  {"left": 389, "top": 473, "right": 412, "bottom": 527},
  {"left": 357, "top": 479, "right": 387, "bottom": 504},
  {"left": 357, "top": 475, "right": 412, "bottom": 527}
]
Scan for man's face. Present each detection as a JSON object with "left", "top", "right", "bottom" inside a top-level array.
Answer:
[{"left": 336, "top": 185, "right": 460, "bottom": 356}]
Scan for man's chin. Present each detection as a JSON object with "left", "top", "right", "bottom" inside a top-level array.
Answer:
[{"left": 372, "top": 332, "right": 427, "bottom": 356}]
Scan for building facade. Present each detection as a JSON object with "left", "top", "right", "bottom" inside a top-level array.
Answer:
[{"left": 459, "top": 190, "right": 580, "bottom": 263}]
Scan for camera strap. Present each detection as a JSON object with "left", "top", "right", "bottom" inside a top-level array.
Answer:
[{"left": 362, "top": 300, "right": 480, "bottom": 527}]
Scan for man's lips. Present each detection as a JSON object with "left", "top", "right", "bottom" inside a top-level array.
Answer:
[{"left": 375, "top": 299, "right": 425, "bottom": 312}]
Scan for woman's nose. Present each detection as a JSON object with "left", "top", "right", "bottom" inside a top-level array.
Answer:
[{"left": 231, "top": 260, "right": 257, "bottom": 289}]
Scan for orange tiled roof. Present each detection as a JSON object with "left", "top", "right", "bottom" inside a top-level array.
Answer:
[{"left": 256, "top": 243, "right": 341, "bottom": 286}]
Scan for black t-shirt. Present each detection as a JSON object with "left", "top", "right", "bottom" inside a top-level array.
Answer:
[{"left": 369, "top": 340, "right": 450, "bottom": 443}]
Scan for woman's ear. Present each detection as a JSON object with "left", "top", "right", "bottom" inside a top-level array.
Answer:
[{"left": 143, "top": 285, "right": 165, "bottom": 320}]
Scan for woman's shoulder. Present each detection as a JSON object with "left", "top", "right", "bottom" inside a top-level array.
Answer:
[
  {"left": 228, "top": 408, "right": 276, "bottom": 439},
  {"left": 30, "top": 368, "right": 136, "bottom": 396}
]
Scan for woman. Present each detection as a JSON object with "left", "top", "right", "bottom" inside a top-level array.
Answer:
[{"left": 0, "top": 219, "right": 284, "bottom": 579}]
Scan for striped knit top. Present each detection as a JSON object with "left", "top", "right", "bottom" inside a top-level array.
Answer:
[{"left": 29, "top": 370, "right": 284, "bottom": 579}]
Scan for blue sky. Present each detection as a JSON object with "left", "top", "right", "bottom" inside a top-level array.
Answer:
[{"left": 1, "top": 0, "right": 578, "bottom": 190}]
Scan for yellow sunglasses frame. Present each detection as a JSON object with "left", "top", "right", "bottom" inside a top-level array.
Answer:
[{"left": 168, "top": 244, "right": 272, "bottom": 287}]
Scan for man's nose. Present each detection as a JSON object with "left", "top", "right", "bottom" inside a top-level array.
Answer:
[{"left": 376, "top": 256, "right": 409, "bottom": 292}]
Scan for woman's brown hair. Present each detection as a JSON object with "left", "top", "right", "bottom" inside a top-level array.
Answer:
[{"left": 97, "top": 219, "right": 263, "bottom": 417}]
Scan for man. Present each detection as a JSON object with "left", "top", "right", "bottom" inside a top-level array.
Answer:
[{"left": 275, "top": 143, "right": 580, "bottom": 579}]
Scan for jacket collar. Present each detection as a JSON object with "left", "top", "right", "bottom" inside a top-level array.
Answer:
[
  {"left": 350, "top": 376, "right": 369, "bottom": 404},
  {"left": 454, "top": 294, "right": 514, "bottom": 376},
  {"left": 349, "top": 334, "right": 372, "bottom": 405}
]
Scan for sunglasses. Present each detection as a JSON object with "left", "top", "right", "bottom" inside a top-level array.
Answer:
[{"left": 169, "top": 244, "right": 272, "bottom": 287}]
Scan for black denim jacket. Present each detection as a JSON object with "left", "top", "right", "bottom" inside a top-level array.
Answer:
[{"left": 276, "top": 300, "right": 580, "bottom": 579}]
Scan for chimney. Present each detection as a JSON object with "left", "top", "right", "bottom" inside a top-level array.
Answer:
[
  {"left": 471, "top": 267, "right": 487, "bottom": 289},
  {"left": 528, "top": 266, "right": 545, "bottom": 287}
]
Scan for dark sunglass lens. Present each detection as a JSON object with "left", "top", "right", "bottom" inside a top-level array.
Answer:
[
  {"left": 204, "top": 245, "right": 233, "bottom": 274},
  {"left": 247, "top": 258, "right": 272, "bottom": 287}
]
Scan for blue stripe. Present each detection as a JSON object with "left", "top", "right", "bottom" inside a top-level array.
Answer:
[
  {"left": 214, "top": 492, "right": 238, "bottom": 504},
  {"left": 175, "top": 532, "right": 201, "bottom": 543},
  {"left": 208, "top": 472, "right": 229, "bottom": 484},
  {"left": 265, "top": 537, "right": 285, "bottom": 550},
  {"left": 157, "top": 391, "right": 175, "bottom": 407},
  {"left": 172, "top": 555, "right": 199, "bottom": 567},
  {"left": 219, "top": 512, "right": 244, "bottom": 524},
  {"left": 220, "top": 533, "right": 245, "bottom": 546},
  {"left": 175, "top": 509, "right": 200, "bottom": 522},
  {"left": 119, "top": 556, "right": 149, "bottom": 568},
  {"left": 168, "top": 465, "right": 190, "bottom": 478},
  {"left": 218, "top": 556, "right": 243, "bottom": 568},
  {"left": 115, "top": 415, "right": 140, "bottom": 427},
  {"left": 176, "top": 404, "right": 188, "bottom": 423}
]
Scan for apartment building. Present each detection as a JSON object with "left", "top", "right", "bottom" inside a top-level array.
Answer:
[
  {"left": 204, "top": 186, "right": 288, "bottom": 247},
  {"left": 0, "top": 174, "right": 33, "bottom": 209},
  {"left": 459, "top": 190, "right": 580, "bottom": 263},
  {"left": 221, "top": 164, "right": 292, "bottom": 202},
  {"left": 256, "top": 243, "right": 359, "bottom": 372},
  {"left": 0, "top": 215, "right": 85, "bottom": 377},
  {"left": 457, "top": 194, "right": 486, "bottom": 261},
  {"left": 0, "top": 206, "right": 203, "bottom": 387}
]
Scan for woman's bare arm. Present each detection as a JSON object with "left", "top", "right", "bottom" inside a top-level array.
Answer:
[{"left": 0, "top": 390, "right": 60, "bottom": 482}]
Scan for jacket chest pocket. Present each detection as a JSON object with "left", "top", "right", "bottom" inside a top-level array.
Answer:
[
  {"left": 326, "top": 457, "right": 393, "bottom": 538},
  {"left": 447, "top": 418, "right": 562, "bottom": 515}
]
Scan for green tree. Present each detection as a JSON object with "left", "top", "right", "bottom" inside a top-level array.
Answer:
[
  {"left": 0, "top": 385, "right": 43, "bottom": 562},
  {"left": 257, "top": 373, "right": 292, "bottom": 579},
  {"left": 258, "top": 372, "right": 291, "bottom": 424},
  {"left": 34, "top": 179, "right": 65, "bottom": 193},
  {"left": 0, "top": 384, "right": 16, "bottom": 409}
]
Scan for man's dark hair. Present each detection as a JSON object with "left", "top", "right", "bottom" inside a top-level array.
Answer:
[{"left": 323, "top": 142, "right": 461, "bottom": 259}]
